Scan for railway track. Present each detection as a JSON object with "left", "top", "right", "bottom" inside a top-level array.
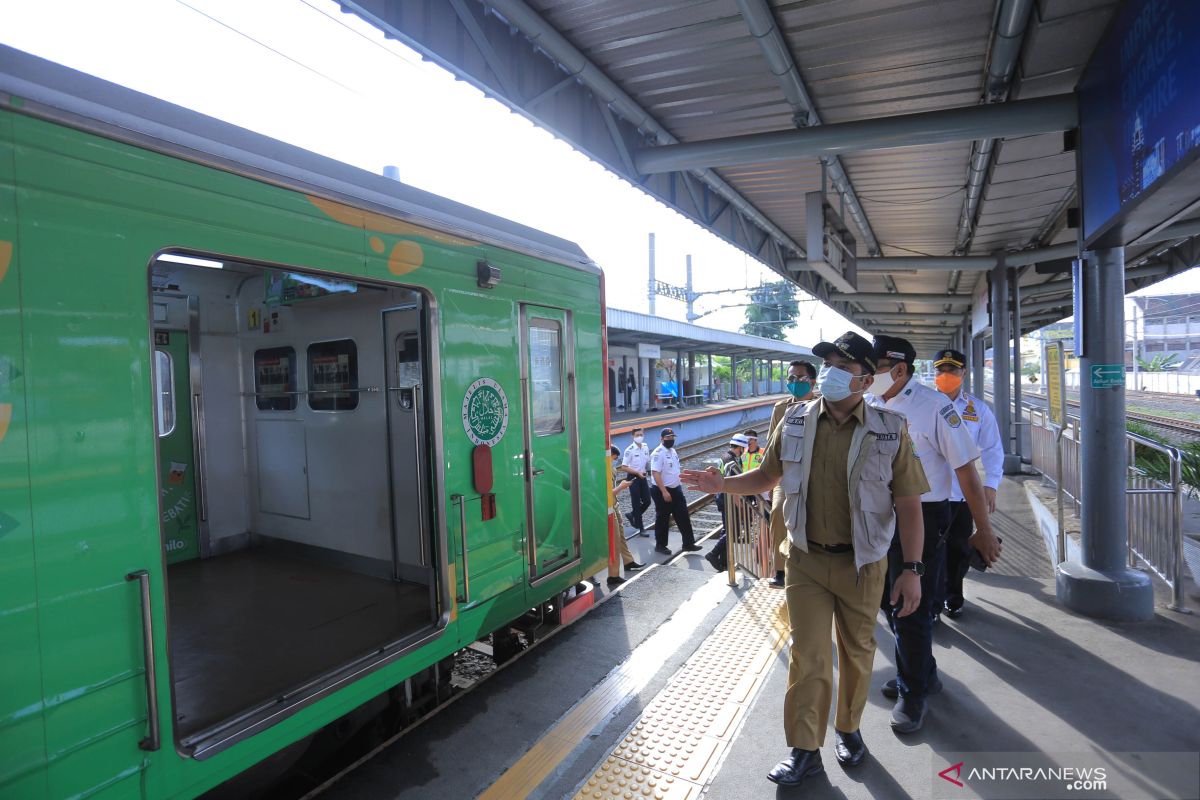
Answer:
[{"left": 985, "top": 390, "right": 1200, "bottom": 438}]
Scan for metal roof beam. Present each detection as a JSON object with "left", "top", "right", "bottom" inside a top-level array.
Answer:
[
  {"left": 854, "top": 312, "right": 963, "bottom": 321},
  {"left": 954, "top": 0, "right": 1035, "bottom": 255},
  {"left": 832, "top": 292, "right": 971, "bottom": 304},
  {"left": 734, "top": 0, "right": 880, "bottom": 255},
  {"left": 634, "top": 94, "right": 1077, "bottom": 174},
  {"left": 788, "top": 243, "right": 1076, "bottom": 273}
]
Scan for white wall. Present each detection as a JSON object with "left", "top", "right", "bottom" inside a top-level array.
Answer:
[{"left": 237, "top": 281, "right": 418, "bottom": 562}]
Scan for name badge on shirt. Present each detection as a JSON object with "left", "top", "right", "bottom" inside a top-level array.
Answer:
[{"left": 874, "top": 432, "right": 898, "bottom": 441}]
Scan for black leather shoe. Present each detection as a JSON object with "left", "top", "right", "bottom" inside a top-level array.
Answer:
[
  {"left": 606, "top": 576, "right": 625, "bottom": 588},
  {"left": 891, "top": 696, "right": 927, "bottom": 733},
  {"left": 704, "top": 551, "right": 723, "bottom": 572},
  {"left": 881, "top": 676, "right": 943, "bottom": 700},
  {"left": 654, "top": 546, "right": 672, "bottom": 555},
  {"left": 766, "top": 748, "right": 823, "bottom": 786},
  {"left": 681, "top": 544, "right": 702, "bottom": 552},
  {"left": 769, "top": 571, "right": 785, "bottom": 587},
  {"left": 625, "top": 561, "right": 645, "bottom": 571},
  {"left": 944, "top": 598, "right": 964, "bottom": 619},
  {"left": 834, "top": 729, "right": 867, "bottom": 767}
]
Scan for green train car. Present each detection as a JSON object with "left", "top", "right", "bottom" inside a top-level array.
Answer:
[{"left": 0, "top": 47, "right": 609, "bottom": 799}]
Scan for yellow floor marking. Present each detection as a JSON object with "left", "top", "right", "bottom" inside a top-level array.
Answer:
[
  {"left": 478, "top": 573, "right": 735, "bottom": 800},
  {"left": 573, "top": 581, "right": 789, "bottom": 800}
]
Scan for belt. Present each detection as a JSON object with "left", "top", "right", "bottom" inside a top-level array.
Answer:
[{"left": 807, "top": 539, "right": 853, "bottom": 554}]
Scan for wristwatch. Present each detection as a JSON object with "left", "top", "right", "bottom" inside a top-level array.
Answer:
[{"left": 902, "top": 561, "right": 925, "bottom": 576}]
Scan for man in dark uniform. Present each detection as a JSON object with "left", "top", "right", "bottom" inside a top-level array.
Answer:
[{"left": 683, "top": 332, "right": 930, "bottom": 788}]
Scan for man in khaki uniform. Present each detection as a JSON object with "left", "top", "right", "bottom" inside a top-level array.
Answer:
[
  {"left": 765, "top": 360, "right": 817, "bottom": 587},
  {"left": 683, "top": 332, "right": 929, "bottom": 787}
]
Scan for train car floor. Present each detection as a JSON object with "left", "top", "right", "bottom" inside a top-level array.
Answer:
[{"left": 170, "top": 550, "right": 430, "bottom": 738}]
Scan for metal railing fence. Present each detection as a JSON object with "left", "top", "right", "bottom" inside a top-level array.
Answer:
[
  {"left": 1029, "top": 409, "right": 1189, "bottom": 612},
  {"left": 723, "top": 493, "right": 772, "bottom": 583}
]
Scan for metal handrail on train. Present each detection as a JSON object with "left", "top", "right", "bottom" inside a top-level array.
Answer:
[
  {"left": 1029, "top": 409, "right": 1190, "bottom": 613},
  {"left": 125, "top": 570, "right": 161, "bottom": 751}
]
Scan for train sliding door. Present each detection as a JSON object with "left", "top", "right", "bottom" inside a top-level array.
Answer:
[
  {"left": 153, "top": 321, "right": 202, "bottom": 564},
  {"left": 383, "top": 307, "right": 434, "bottom": 588},
  {"left": 520, "top": 304, "right": 580, "bottom": 581}
]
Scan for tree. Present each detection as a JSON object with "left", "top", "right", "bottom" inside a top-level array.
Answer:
[
  {"left": 742, "top": 281, "right": 799, "bottom": 340},
  {"left": 1136, "top": 353, "right": 1181, "bottom": 372}
]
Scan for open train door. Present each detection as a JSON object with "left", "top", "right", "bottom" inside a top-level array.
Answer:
[
  {"left": 519, "top": 304, "right": 581, "bottom": 581},
  {"left": 152, "top": 298, "right": 204, "bottom": 564}
]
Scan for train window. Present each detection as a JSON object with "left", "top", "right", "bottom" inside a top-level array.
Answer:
[
  {"left": 155, "top": 349, "right": 176, "bottom": 437},
  {"left": 254, "top": 347, "right": 297, "bottom": 411},
  {"left": 529, "top": 320, "right": 564, "bottom": 436},
  {"left": 308, "top": 339, "right": 359, "bottom": 411}
]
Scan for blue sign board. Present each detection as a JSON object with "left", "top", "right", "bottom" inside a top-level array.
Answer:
[{"left": 1078, "top": 0, "right": 1200, "bottom": 245}]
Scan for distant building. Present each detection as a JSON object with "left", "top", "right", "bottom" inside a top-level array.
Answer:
[{"left": 1128, "top": 294, "right": 1200, "bottom": 365}]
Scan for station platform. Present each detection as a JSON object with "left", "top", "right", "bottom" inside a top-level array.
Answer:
[
  {"left": 312, "top": 474, "right": 1200, "bottom": 800},
  {"left": 610, "top": 394, "right": 787, "bottom": 454}
]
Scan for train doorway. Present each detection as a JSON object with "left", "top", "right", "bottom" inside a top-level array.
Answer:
[
  {"left": 149, "top": 254, "right": 442, "bottom": 757},
  {"left": 520, "top": 304, "right": 580, "bottom": 581}
]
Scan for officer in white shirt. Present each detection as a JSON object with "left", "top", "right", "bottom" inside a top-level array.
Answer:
[
  {"left": 931, "top": 349, "right": 1004, "bottom": 619},
  {"left": 868, "top": 336, "right": 1002, "bottom": 733},
  {"left": 620, "top": 426, "right": 653, "bottom": 535},
  {"left": 649, "top": 427, "right": 700, "bottom": 557}
]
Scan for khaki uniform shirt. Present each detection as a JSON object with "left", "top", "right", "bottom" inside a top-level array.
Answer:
[{"left": 760, "top": 399, "right": 929, "bottom": 546}]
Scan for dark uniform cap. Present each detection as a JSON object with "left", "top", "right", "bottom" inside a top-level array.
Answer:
[
  {"left": 812, "top": 331, "right": 877, "bottom": 373},
  {"left": 661, "top": 428, "right": 675, "bottom": 437},
  {"left": 871, "top": 335, "right": 917, "bottom": 366},
  {"left": 933, "top": 349, "right": 967, "bottom": 368}
]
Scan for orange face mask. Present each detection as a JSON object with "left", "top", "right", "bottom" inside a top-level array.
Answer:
[{"left": 935, "top": 373, "right": 963, "bottom": 394}]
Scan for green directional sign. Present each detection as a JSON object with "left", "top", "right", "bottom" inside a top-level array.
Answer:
[{"left": 1089, "top": 363, "right": 1124, "bottom": 389}]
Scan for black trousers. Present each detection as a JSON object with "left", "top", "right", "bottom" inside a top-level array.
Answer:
[
  {"left": 939, "top": 501, "right": 974, "bottom": 609},
  {"left": 628, "top": 476, "right": 652, "bottom": 530},
  {"left": 650, "top": 484, "right": 695, "bottom": 549},
  {"left": 881, "top": 500, "right": 951, "bottom": 700}
]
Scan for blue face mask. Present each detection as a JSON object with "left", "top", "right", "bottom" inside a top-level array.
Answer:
[
  {"left": 816, "top": 365, "right": 863, "bottom": 402},
  {"left": 786, "top": 380, "right": 812, "bottom": 399}
]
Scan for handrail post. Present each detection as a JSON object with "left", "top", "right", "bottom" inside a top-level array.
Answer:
[
  {"left": 1055, "top": 427, "right": 1065, "bottom": 564},
  {"left": 1169, "top": 454, "right": 1191, "bottom": 614}
]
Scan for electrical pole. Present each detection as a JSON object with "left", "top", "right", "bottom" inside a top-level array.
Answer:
[{"left": 648, "top": 232, "right": 656, "bottom": 316}]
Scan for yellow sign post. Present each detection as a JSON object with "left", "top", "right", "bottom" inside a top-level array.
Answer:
[
  {"left": 1045, "top": 341, "right": 1065, "bottom": 427},
  {"left": 1043, "top": 340, "right": 1068, "bottom": 562}
]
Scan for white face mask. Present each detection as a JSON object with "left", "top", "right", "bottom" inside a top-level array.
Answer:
[
  {"left": 868, "top": 366, "right": 897, "bottom": 397},
  {"left": 633, "top": 435, "right": 644, "bottom": 444}
]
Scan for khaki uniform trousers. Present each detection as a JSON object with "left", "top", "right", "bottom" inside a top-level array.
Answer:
[
  {"left": 783, "top": 546, "right": 887, "bottom": 750},
  {"left": 769, "top": 485, "right": 786, "bottom": 572},
  {"left": 607, "top": 519, "right": 636, "bottom": 578}
]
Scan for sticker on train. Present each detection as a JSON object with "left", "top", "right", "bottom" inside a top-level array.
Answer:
[{"left": 462, "top": 377, "right": 509, "bottom": 446}]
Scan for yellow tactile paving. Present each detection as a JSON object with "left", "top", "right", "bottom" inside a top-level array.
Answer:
[
  {"left": 479, "top": 575, "right": 734, "bottom": 800},
  {"left": 572, "top": 581, "right": 788, "bottom": 800}
]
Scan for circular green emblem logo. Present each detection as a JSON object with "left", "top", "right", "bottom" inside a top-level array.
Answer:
[{"left": 462, "top": 378, "right": 509, "bottom": 447}]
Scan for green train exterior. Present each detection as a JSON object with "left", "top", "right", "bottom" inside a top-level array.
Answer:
[{"left": 0, "top": 48, "right": 608, "bottom": 799}]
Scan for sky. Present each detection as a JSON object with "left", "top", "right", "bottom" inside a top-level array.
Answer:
[{"left": 2, "top": 0, "right": 1195, "bottom": 347}]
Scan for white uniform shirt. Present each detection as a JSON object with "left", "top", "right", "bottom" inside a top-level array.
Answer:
[
  {"left": 650, "top": 444, "right": 682, "bottom": 489},
  {"left": 947, "top": 390, "right": 1004, "bottom": 501},
  {"left": 621, "top": 441, "right": 651, "bottom": 475},
  {"left": 884, "top": 379, "right": 980, "bottom": 502}
]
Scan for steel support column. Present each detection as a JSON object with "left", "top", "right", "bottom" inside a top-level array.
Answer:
[
  {"left": 1011, "top": 269, "right": 1023, "bottom": 467},
  {"left": 991, "top": 261, "right": 1014, "bottom": 469},
  {"left": 1057, "top": 247, "right": 1154, "bottom": 621},
  {"left": 972, "top": 335, "right": 986, "bottom": 407}
]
